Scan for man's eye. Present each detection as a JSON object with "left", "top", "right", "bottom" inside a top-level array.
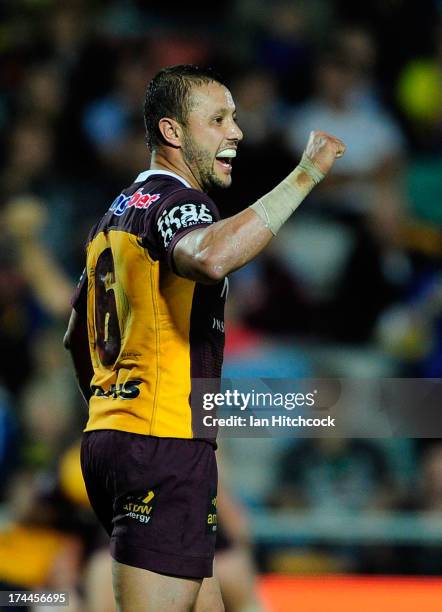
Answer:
[{"left": 214, "top": 117, "right": 223, "bottom": 124}]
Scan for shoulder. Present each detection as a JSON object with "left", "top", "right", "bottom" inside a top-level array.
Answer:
[
  {"left": 132, "top": 173, "right": 219, "bottom": 218},
  {"left": 155, "top": 189, "right": 219, "bottom": 250},
  {"left": 136, "top": 175, "right": 220, "bottom": 258},
  {"left": 155, "top": 184, "right": 220, "bottom": 223}
]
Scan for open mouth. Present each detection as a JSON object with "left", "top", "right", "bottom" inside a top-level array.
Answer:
[{"left": 215, "top": 148, "right": 237, "bottom": 172}]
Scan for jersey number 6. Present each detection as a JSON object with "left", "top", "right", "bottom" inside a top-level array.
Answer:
[{"left": 94, "top": 248, "right": 121, "bottom": 366}]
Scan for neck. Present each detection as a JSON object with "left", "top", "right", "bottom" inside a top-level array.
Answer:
[{"left": 150, "top": 149, "right": 203, "bottom": 191}]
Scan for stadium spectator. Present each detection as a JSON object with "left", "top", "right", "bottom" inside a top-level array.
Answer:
[
  {"left": 271, "top": 438, "right": 396, "bottom": 514},
  {"left": 0, "top": 469, "right": 83, "bottom": 611}
]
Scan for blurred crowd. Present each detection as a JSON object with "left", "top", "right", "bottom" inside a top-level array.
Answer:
[{"left": 0, "top": 0, "right": 442, "bottom": 607}]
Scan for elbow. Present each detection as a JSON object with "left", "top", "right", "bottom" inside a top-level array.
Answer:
[
  {"left": 194, "top": 251, "right": 227, "bottom": 283},
  {"left": 174, "top": 236, "right": 228, "bottom": 283}
]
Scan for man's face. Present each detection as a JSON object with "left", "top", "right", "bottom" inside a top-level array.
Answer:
[{"left": 181, "top": 82, "right": 243, "bottom": 191}]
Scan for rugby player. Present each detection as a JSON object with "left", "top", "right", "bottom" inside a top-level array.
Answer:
[{"left": 64, "top": 65, "right": 345, "bottom": 612}]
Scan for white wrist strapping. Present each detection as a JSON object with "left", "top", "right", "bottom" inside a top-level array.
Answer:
[{"left": 250, "top": 152, "right": 325, "bottom": 235}]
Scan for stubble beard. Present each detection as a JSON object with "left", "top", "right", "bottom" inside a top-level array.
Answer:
[{"left": 182, "top": 131, "right": 230, "bottom": 191}]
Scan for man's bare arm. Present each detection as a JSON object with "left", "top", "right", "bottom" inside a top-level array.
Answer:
[
  {"left": 174, "top": 130, "right": 346, "bottom": 283},
  {"left": 5, "top": 196, "right": 73, "bottom": 318},
  {"left": 173, "top": 207, "right": 273, "bottom": 283},
  {"left": 64, "top": 309, "right": 94, "bottom": 407}
]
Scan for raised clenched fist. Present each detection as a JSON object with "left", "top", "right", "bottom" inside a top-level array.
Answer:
[{"left": 304, "top": 130, "right": 346, "bottom": 176}]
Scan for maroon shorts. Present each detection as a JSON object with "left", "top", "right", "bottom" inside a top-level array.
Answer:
[{"left": 81, "top": 430, "right": 218, "bottom": 578}]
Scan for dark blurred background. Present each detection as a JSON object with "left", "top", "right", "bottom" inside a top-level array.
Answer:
[{"left": 0, "top": 1, "right": 441, "bottom": 610}]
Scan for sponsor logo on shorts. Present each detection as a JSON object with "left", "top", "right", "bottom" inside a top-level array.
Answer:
[
  {"left": 122, "top": 490, "right": 156, "bottom": 525},
  {"left": 110, "top": 189, "right": 161, "bottom": 216},
  {"left": 206, "top": 492, "right": 217, "bottom": 534}
]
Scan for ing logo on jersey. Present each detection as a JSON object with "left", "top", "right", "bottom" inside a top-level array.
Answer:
[
  {"left": 157, "top": 203, "right": 213, "bottom": 248},
  {"left": 110, "top": 188, "right": 161, "bottom": 216}
]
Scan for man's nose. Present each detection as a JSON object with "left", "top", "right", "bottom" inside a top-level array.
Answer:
[{"left": 227, "top": 119, "right": 243, "bottom": 142}]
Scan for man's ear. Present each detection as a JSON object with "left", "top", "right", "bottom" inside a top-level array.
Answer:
[{"left": 158, "top": 117, "right": 182, "bottom": 148}]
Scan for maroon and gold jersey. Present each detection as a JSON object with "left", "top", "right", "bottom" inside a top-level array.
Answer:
[{"left": 73, "top": 170, "right": 227, "bottom": 438}]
